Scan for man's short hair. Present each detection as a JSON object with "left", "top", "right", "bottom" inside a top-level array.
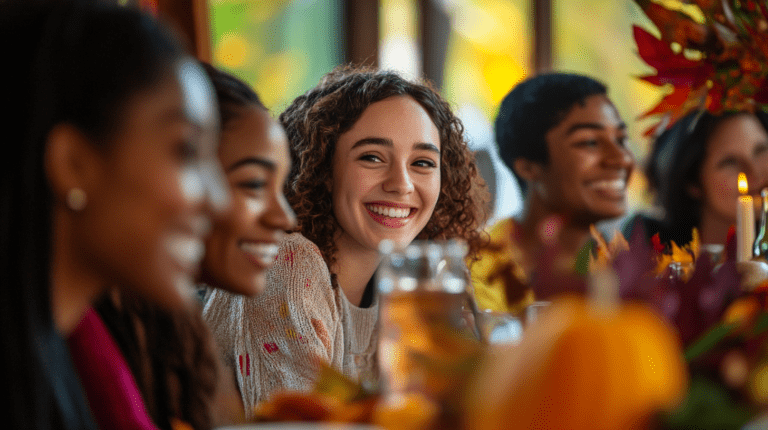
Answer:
[{"left": 495, "top": 73, "right": 607, "bottom": 195}]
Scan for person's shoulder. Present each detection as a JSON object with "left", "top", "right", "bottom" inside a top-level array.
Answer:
[
  {"left": 267, "top": 234, "right": 339, "bottom": 317},
  {"left": 472, "top": 218, "right": 523, "bottom": 273},
  {"left": 484, "top": 218, "right": 516, "bottom": 241},
  {"left": 479, "top": 218, "right": 517, "bottom": 252},
  {"left": 276, "top": 233, "right": 326, "bottom": 266},
  {"left": 282, "top": 232, "right": 316, "bottom": 247},
  {"left": 271, "top": 233, "right": 333, "bottom": 291},
  {"left": 281, "top": 233, "right": 323, "bottom": 255}
]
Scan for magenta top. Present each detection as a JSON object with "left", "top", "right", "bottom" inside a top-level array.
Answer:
[{"left": 68, "top": 308, "right": 159, "bottom": 430}]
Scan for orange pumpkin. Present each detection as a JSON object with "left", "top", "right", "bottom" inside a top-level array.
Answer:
[{"left": 466, "top": 296, "right": 688, "bottom": 430}]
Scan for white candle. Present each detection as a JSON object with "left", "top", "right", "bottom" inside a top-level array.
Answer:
[{"left": 737, "top": 173, "right": 755, "bottom": 262}]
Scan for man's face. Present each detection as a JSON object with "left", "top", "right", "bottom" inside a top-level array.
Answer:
[{"left": 534, "top": 94, "right": 635, "bottom": 223}]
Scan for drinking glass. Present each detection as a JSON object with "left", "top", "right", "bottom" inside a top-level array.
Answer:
[
  {"left": 476, "top": 311, "right": 523, "bottom": 344},
  {"left": 376, "top": 239, "right": 476, "bottom": 398},
  {"left": 524, "top": 300, "right": 552, "bottom": 327}
]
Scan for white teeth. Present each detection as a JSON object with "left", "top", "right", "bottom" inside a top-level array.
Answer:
[
  {"left": 166, "top": 234, "right": 205, "bottom": 270},
  {"left": 366, "top": 205, "right": 411, "bottom": 218},
  {"left": 240, "top": 242, "right": 279, "bottom": 265},
  {"left": 591, "top": 179, "right": 626, "bottom": 191}
]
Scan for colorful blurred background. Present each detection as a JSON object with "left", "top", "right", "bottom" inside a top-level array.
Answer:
[{"left": 205, "top": 0, "right": 661, "bottom": 223}]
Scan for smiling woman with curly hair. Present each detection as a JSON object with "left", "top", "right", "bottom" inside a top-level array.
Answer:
[
  {"left": 282, "top": 66, "right": 488, "bottom": 265},
  {"left": 204, "top": 65, "right": 489, "bottom": 413}
]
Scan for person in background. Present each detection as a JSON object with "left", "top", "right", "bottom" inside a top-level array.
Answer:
[
  {"left": 0, "top": 2, "right": 227, "bottom": 428},
  {"left": 471, "top": 73, "right": 635, "bottom": 313},
  {"left": 197, "top": 64, "right": 297, "bottom": 300},
  {"left": 204, "top": 65, "right": 489, "bottom": 413},
  {"left": 97, "top": 63, "right": 296, "bottom": 430},
  {"left": 633, "top": 110, "right": 768, "bottom": 249}
]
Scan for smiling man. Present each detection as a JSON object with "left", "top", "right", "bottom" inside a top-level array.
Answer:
[{"left": 471, "top": 73, "right": 635, "bottom": 312}]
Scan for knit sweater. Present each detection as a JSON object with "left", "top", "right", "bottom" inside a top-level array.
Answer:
[{"left": 203, "top": 232, "right": 379, "bottom": 414}]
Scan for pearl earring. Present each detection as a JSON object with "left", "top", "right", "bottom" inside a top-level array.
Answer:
[{"left": 67, "top": 188, "right": 87, "bottom": 211}]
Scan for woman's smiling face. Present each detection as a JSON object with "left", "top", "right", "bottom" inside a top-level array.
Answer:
[
  {"left": 695, "top": 113, "right": 768, "bottom": 225},
  {"left": 201, "top": 105, "right": 296, "bottom": 296},
  {"left": 331, "top": 95, "right": 442, "bottom": 254},
  {"left": 75, "top": 60, "right": 228, "bottom": 309}
]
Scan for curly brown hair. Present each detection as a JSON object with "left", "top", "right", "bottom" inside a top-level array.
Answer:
[{"left": 279, "top": 65, "right": 489, "bottom": 266}]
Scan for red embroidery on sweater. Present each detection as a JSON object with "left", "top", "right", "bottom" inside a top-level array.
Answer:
[
  {"left": 305, "top": 278, "right": 311, "bottom": 288},
  {"left": 264, "top": 342, "right": 279, "bottom": 353},
  {"left": 311, "top": 318, "right": 330, "bottom": 351},
  {"left": 284, "top": 251, "right": 295, "bottom": 266},
  {"left": 238, "top": 354, "right": 251, "bottom": 375}
]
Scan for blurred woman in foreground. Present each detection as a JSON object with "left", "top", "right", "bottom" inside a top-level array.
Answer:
[
  {"left": 0, "top": 2, "right": 226, "bottom": 428},
  {"left": 97, "top": 64, "right": 296, "bottom": 429}
]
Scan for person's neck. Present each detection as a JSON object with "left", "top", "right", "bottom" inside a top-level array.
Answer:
[
  {"left": 330, "top": 236, "right": 381, "bottom": 308},
  {"left": 699, "top": 210, "right": 735, "bottom": 246},
  {"left": 50, "top": 214, "right": 104, "bottom": 335},
  {"left": 516, "top": 197, "right": 593, "bottom": 273}
]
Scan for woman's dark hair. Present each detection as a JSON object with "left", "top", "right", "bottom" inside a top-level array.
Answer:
[
  {"left": 0, "top": 2, "right": 185, "bottom": 428},
  {"left": 97, "top": 64, "right": 266, "bottom": 430},
  {"left": 97, "top": 294, "right": 221, "bottom": 430},
  {"left": 646, "top": 110, "right": 768, "bottom": 244},
  {"left": 200, "top": 62, "right": 266, "bottom": 124},
  {"left": 279, "top": 65, "right": 489, "bottom": 266},
  {"left": 495, "top": 72, "right": 608, "bottom": 195}
]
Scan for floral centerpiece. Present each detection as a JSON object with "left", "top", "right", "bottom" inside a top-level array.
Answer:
[
  {"left": 587, "top": 220, "right": 768, "bottom": 429},
  {"left": 633, "top": 0, "right": 768, "bottom": 136},
  {"left": 631, "top": 1, "right": 768, "bottom": 424}
]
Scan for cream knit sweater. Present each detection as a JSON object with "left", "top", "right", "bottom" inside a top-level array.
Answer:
[{"left": 203, "top": 233, "right": 379, "bottom": 414}]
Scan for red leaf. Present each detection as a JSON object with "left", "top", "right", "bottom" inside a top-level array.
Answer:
[
  {"left": 635, "top": 25, "right": 675, "bottom": 69},
  {"left": 753, "top": 80, "right": 768, "bottom": 104},
  {"left": 634, "top": 25, "right": 702, "bottom": 71},
  {"left": 652, "top": 233, "right": 666, "bottom": 253},
  {"left": 760, "top": 2, "right": 768, "bottom": 22},
  {"left": 640, "top": 64, "right": 712, "bottom": 87},
  {"left": 640, "top": 2, "right": 709, "bottom": 48},
  {"left": 640, "top": 85, "right": 692, "bottom": 119},
  {"left": 642, "top": 123, "right": 662, "bottom": 138},
  {"left": 705, "top": 82, "right": 725, "bottom": 112}
]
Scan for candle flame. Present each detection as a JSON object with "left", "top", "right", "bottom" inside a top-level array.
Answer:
[{"left": 738, "top": 173, "right": 748, "bottom": 194}]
